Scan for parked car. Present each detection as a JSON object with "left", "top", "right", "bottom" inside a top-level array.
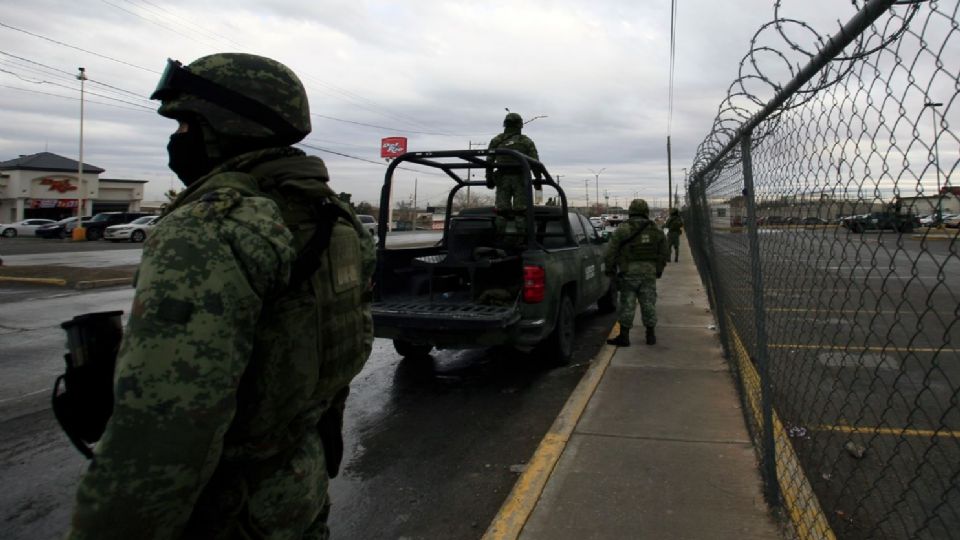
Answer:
[
  {"left": 920, "top": 212, "right": 959, "bottom": 227},
  {"left": 357, "top": 214, "right": 378, "bottom": 237},
  {"left": 104, "top": 215, "right": 159, "bottom": 242},
  {"left": 35, "top": 216, "right": 91, "bottom": 239},
  {"left": 83, "top": 211, "right": 152, "bottom": 241},
  {"left": 801, "top": 217, "right": 828, "bottom": 226},
  {"left": 841, "top": 211, "right": 919, "bottom": 233},
  {"left": 944, "top": 214, "right": 960, "bottom": 228},
  {"left": 0, "top": 218, "right": 56, "bottom": 238}
]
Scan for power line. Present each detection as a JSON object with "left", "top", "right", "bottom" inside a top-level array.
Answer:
[
  {"left": 0, "top": 50, "right": 148, "bottom": 100},
  {"left": 0, "top": 83, "right": 152, "bottom": 112},
  {"left": 668, "top": 0, "right": 678, "bottom": 135},
  {"left": 0, "top": 21, "right": 160, "bottom": 74}
]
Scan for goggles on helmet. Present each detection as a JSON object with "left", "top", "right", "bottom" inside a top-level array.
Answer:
[{"left": 150, "top": 58, "right": 302, "bottom": 142}]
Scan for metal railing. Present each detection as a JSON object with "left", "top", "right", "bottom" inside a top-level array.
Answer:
[{"left": 685, "top": 1, "right": 959, "bottom": 538}]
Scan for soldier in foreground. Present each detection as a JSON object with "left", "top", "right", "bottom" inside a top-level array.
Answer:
[
  {"left": 486, "top": 112, "right": 541, "bottom": 244},
  {"left": 68, "top": 53, "right": 374, "bottom": 539},
  {"left": 604, "top": 199, "right": 668, "bottom": 346},
  {"left": 665, "top": 207, "right": 684, "bottom": 262}
]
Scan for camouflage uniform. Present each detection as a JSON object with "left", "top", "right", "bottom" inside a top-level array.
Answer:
[
  {"left": 665, "top": 208, "right": 683, "bottom": 262},
  {"left": 604, "top": 199, "right": 668, "bottom": 346},
  {"left": 69, "top": 54, "right": 374, "bottom": 540},
  {"left": 486, "top": 113, "right": 540, "bottom": 242}
]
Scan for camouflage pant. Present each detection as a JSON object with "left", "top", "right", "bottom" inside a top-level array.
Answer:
[
  {"left": 668, "top": 232, "right": 681, "bottom": 259},
  {"left": 495, "top": 174, "right": 527, "bottom": 238},
  {"left": 617, "top": 272, "right": 658, "bottom": 329}
]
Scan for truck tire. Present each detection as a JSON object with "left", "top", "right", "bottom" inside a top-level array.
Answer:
[
  {"left": 86, "top": 228, "right": 102, "bottom": 241},
  {"left": 537, "top": 294, "right": 575, "bottom": 365},
  {"left": 597, "top": 282, "right": 618, "bottom": 314},
  {"left": 393, "top": 339, "right": 432, "bottom": 359}
]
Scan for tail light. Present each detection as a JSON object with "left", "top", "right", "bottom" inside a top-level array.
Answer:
[{"left": 523, "top": 265, "right": 545, "bottom": 303}]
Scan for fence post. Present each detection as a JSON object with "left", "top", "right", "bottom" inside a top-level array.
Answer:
[{"left": 740, "top": 132, "right": 780, "bottom": 507}]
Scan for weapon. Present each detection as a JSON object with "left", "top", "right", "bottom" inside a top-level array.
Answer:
[{"left": 52, "top": 311, "right": 123, "bottom": 458}]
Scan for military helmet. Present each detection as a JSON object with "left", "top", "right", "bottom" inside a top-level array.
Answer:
[
  {"left": 151, "top": 53, "right": 311, "bottom": 145},
  {"left": 503, "top": 112, "right": 523, "bottom": 128},
  {"left": 629, "top": 199, "right": 650, "bottom": 217}
]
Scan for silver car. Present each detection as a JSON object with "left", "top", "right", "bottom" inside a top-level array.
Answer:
[
  {"left": 0, "top": 218, "right": 56, "bottom": 238},
  {"left": 103, "top": 215, "right": 158, "bottom": 243}
]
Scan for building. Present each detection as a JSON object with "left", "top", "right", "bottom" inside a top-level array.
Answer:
[{"left": 0, "top": 152, "right": 148, "bottom": 222}]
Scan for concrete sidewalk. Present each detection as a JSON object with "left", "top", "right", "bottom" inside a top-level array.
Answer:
[{"left": 487, "top": 240, "right": 783, "bottom": 539}]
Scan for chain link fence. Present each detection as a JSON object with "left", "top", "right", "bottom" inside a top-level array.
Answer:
[{"left": 684, "top": 1, "right": 959, "bottom": 538}]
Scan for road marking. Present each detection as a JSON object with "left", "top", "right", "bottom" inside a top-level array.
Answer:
[
  {"left": 771, "top": 344, "right": 956, "bottom": 354},
  {"left": 817, "top": 352, "right": 899, "bottom": 369},
  {"left": 0, "top": 276, "right": 67, "bottom": 286},
  {"left": 0, "top": 388, "right": 48, "bottom": 404},
  {"left": 482, "top": 326, "right": 618, "bottom": 540},
  {"left": 814, "top": 424, "right": 960, "bottom": 439}
]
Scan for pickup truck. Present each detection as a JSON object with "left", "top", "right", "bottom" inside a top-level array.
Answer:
[{"left": 372, "top": 149, "right": 616, "bottom": 364}]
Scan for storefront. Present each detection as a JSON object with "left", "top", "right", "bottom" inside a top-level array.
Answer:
[{"left": 0, "top": 152, "right": 147, "bottom": 222}]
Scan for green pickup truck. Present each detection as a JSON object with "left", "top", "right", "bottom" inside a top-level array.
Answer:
[{"left": 372, "top": 149, "right": 616, "bottom": 364}]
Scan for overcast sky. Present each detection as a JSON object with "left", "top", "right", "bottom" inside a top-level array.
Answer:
[{"left": 0, "top": 0, "right": 916, "bottom": 208}]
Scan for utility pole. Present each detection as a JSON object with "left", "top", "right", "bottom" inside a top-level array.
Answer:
[
  {"left": 584, "top": 179, "right": 590, "bottom": 211},
  {"left": 667, "top": 136, "right": 673, "bottom": 211},
  {"left": 467, "top": 140, "right": 485, "bottom": 206}
]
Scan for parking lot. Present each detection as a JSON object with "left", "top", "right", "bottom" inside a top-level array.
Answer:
[{"left": 707, "top": 226, "right": 959, "bottom": 539}]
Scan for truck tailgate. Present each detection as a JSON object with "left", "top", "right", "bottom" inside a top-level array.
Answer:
[{"left": 373, "top": 300, "right": 521, "bottom": 330}]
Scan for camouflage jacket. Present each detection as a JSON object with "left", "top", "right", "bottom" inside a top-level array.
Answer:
[
  {"left": 69, "top": 147, "right": 374, "bottom": 539},
  {"left": 665, "top": 214, "right": 684, "bottom": 235},
  {"left": 604, "top": 217, "right": 669, "bottom": 276},
  {"left": 486, "top": 127, "right": 539, "bottom": 179}
]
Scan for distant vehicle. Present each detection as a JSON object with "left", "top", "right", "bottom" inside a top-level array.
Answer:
[
  {"left": 841, "top": 211, "right": 919, "bottom": 233},
  {"left": 104, "top": 215, "right": 159, "bottom": 242},
  {"left": 944, "top": 214, "right": 960, "bottom": 228},
  {"left": 0, "top": 219, "right": 56, "bottom": 238},
  {"left": 801, "top": 217, "right": 828, "bottom": 226},
  {"left": 83, "top": 211, "right": 153, "bottom": 241},
  {"left": 35, "top": 216, "right": 94, "bottom": 239},
  {"left": 920, "top": 212, "right": 959, "bottom": 227},
  {"left": 588, "top": 216, "right": 603, "bottom": 230},
  {"left": 357, "top": 214, "right": 377, "bottom": 237}
]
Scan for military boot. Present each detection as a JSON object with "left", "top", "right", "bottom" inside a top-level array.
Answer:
[
  {"left": 645, "top": 326, "right": 656, "bottom": 345},
  {"left": 606, "top": 328, "right": 630, "bottom": 347}
]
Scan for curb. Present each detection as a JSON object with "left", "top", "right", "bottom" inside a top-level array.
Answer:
[
  {"left": 0, "top": 276, "right": 67, "bottom": 286},
  {"left": 75, "top": 278, "right": 133, "bottom": 290},
  {"left": 482, "top": 324, "right": 621, "bottom": 540}
]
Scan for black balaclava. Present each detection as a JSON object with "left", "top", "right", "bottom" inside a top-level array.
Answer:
[{"left": 166, "top": 126, "right": 215, "bottom": 186}]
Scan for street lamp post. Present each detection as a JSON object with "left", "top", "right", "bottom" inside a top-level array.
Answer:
[
  {"left": 924, "top": 102, "right": 944, "bottom": 228},
  {"left": 589, "top": 167, "right": 606, "bottom": 215},
  {"left": 76, "top": 67, "right": 87, "bottom": 238}
]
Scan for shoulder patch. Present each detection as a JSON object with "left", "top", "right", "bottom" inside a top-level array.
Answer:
[{"left": 189, "top": 188, "right": 244, "bottom": 219}]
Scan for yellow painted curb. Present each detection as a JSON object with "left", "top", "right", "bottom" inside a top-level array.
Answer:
[
  {"left": 75, "top": 278, "right": 133, "bottom": 290},
  {"left": 482, "top": 324, "right": 620, "bottom": 540},
  {"left": 0, "top": 276, "right": 67, "bottom": 286}
]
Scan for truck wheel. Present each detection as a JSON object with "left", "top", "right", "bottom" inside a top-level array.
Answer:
[
  {"left": 538, "top": 294, "right": 575, "bottom": 365},
  {"left": 86, "top": 229, "right": 101, "bottom": 241},
  {"left": 597, "top": 282, "right": 618, "bottom": 314},
  {"left": 393, "top": 339, "right": 432, "bottom": 359}
]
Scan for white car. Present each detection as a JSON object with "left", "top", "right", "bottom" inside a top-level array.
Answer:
[
  {"left": 357, "top": 214, "right": 378, "bottom": 237},
  {"left": 0, "top": 218, "right": 56, "bottom": 238},
  {"left": 103, "top": 215, "right": 158, "bottom": 242}
]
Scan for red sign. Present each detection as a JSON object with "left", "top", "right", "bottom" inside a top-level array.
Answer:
[
  {"left": 40, "top": 177, "right": 78, "bottom": 193},
  {"left": 380, "top": 137, "right": 408, "bottom": 158},
  {"left": 30, "top": 199, "right": 79, "bottom": 209}
]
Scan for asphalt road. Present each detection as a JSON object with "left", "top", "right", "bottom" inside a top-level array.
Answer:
[
  {"left": 705, "top": 226, "right": 959, "bottom": 540},
  {"left": 0, "top": 270, "right": 615, "bottom": 539}
]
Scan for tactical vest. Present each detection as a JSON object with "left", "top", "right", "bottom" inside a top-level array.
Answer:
[
  {"left": 222, "top": 158, "right": 373, "bottom": 453},
  {"left": 617, "top": 220, "right": 660, "bottom": 264}
]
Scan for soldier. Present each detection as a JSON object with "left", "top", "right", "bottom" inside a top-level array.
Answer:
[
  {"left": 665, "top": 207, "right": 684, "bottom": 262},
  {"left": 604, "top": 199, "right": 668, "bottom": 346},
  {"left": 68, "top": 53, "right": 374, "bottom": 539},
  {"left": 486, "top": 112, "right": 541, "bottom": 244}
]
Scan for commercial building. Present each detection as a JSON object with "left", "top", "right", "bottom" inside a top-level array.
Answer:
[{"left": 0, "top": 152, "right": 147, "bottom": 222}]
